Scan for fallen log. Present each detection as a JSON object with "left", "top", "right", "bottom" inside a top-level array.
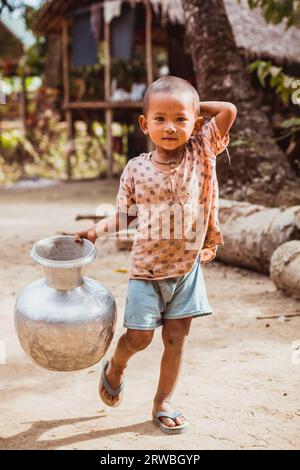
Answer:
[
  {"left": 75, "top": 204, "right": 116, "bottom": 222},
  {"left": 115, "top": 228, "right": 136, "bottom": 251},
  {"left": 256, "top": 313, "right": 300, "bottom": 320},
  {"left": 75, "top": 215, "right": 103, "bottom": 222},
  {"left": 73, "top": 201, "right": 300, "bottom": 263},
  {"left": 217, "top": 199, "right": 300, "bottom": 273},
  {"left": 74, "top": 210, "right": 137, "bottom": 251},
  {"left": 270, "top": 240, "right": 300, "bottom": 299}
]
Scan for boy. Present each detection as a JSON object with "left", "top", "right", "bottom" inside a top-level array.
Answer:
[{"left": 75, "top": 76, "right": 237, "bottom": 434}]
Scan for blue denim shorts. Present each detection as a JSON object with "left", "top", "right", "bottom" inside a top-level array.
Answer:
[{"left": 123, "top": 257, "right": 213, "bottom": 330}]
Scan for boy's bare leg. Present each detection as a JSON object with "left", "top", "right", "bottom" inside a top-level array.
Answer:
[
  {"left": 152, "top": 317, "right": 192, "bottom": 428},
  {"left": 100, "top": 329, "right": 154, "bottom": 406}
]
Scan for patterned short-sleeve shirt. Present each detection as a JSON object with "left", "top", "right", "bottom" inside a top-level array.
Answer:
[{"left": 116, "top": 117, "right": 230, "bottom": 280}]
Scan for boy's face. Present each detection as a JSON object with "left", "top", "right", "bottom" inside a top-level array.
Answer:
[{"left": 139, "top": 92, "right": 203, "bottom": 151}]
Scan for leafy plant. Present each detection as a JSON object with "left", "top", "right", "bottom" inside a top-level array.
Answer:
[
  {"left": 248, "top": 60, "right": 299, "bottom": 104},
  {"left": 276, "top": 117, "right": 300, "bottom": 139},
  {"left": 0, "top": 109, "right": 129, "bottom": 185}
]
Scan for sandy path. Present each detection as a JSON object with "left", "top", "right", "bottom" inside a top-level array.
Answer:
[{"left": 0, "top": 180, "right": 299, "bottom": 450}]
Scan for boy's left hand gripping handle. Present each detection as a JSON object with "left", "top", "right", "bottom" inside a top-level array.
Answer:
[{"left": 74, "top": 226, "right": 97, "bottom": 244}]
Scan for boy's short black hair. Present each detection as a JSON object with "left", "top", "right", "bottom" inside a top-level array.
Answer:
[{"left": 143, "top": 76, "right": 200, "bottom": 116}]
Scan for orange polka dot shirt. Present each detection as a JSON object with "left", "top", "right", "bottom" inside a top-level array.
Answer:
[{"left": 116, "top": 117, "right": 230, "bottom": 280}]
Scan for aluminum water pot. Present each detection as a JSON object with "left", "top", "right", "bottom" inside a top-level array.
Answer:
[{"left": 14, "top": 236, "right": 117, "bottom": 371}]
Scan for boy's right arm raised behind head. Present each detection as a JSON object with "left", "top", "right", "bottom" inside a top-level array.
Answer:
[{"left": 74, "top": 212, "right": 136, "bottom": 244}]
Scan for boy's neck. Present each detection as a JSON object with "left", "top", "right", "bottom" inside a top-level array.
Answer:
[{"left": 154, "top": 145, "right": 185, "bottom": 162}]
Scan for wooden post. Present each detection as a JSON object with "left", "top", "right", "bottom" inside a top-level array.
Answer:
[
  {"left": 145, "top": 0, "right": 154, "bottom": 152},
  {"left": 145, "top": 0, "right": 153, "bottom": 86},
  {"left": 62, "top": 18, "right": 74, "bottom": 179},
  {"left": 104, "top": 20, "right": 113, "bottom": 179},
  {"left": 62, "top": 19, "right": 70, "bottom": 105},
  {"left": 0, "top": 81, "right": 2, "bottom": 151},
  {"left": 65, "top": 110, "right": 74, "bottom": 179},
  {"left": 20, "top": 67, "right": 27, "bottom": 137}
]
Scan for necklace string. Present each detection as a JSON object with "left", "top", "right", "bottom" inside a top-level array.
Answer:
[{"left": 151, "top": 151, "right": 184, "bottom": 166}]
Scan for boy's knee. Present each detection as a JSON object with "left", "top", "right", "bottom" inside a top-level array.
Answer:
[
  {"left": 125, "top": 329, "right": 154, "bottom": 352},
  {"left": 162, "top": 328, "right": 188, "bottom": 349}
]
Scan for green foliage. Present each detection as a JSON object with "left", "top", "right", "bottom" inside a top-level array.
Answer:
[
  {"left": 240, "top": 0, "right": 300, "bottom": 28},
  {"left": 275, "top": 117, "right": 300, "bottom": 176},
  {"left": 0, "top": 110, "right": 128, "bottom": 185},
  {"left": 22, "top": 37, "right": 46, "bottom": 77},
  {"left": 228, "top": 137, "right": 250, "bottom": 147},
  {"left": 276, "top": 117, "right": 300, "bottom": 139},
  {"left": 0, "top": 129, "right": 38, "bottom": 183},
  {"left": 280, "top": 117, "right": 300, "bottom": 129},
  {"left": 248, "top": 60, "right": 299, "bottom": 103}
]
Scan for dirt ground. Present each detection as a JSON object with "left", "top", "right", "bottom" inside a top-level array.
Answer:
[{"left": 0, "top": 179, "right": 299, "bottom": 450}]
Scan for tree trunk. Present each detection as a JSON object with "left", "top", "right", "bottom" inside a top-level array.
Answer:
[
  {"left": 182, "top": 0, "right": 300, "bottom": 207},
  {"left": 270, "top": 241, "right": 300, "bottom": 299},
  {"left": 217, "top": 198, "right": 300, "bottom": 273}
]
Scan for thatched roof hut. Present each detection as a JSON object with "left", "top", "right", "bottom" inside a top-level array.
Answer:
[
  {"left": 154, "top": 0, "right": 300, "bottom": 65},
  {"left": 35, "top": 0, "right": 300, "bottom": 65},
  {"left": 223, "top": 0, "right": 300, "bottom": 66}
]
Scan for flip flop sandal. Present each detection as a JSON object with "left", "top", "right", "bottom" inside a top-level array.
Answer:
[
  {"left": 99, "top": 359, "right": 125, "bottom": 407},
  {"left": 152, "top": 410, "right": 189, "bottom": 434}
]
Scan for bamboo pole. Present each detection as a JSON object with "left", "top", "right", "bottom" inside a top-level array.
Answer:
[
  {"left": 62, "top": 18, "right": 74, "bottom": 179},
  {"left": 104, "top": 20, "right": 113, "bottom": 180}
]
